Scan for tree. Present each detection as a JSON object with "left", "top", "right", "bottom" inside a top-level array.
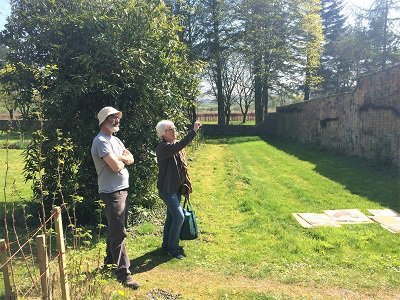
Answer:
[
  {"left": 0, "top": 44, "right": 7, "bottom": 68},
  {"left": 237, "top": 0, "right": 298, "bottom": 123},
  {"left": 164, "top": 0, "right": 203, "bottom": 56},
  {"left": 221, "top": 53, "right": 240, "bottom": 124},
  {"left": 365, "top": 0, "right": 400, "bottom": 70},
  {"left": 164, "top": 0, "right": 204, "bottom": 122},
  {"left": 1, "top": 0, "right": 201, "bottom": 223},
  {"left": 0, "top": 83, "right": 18, "bottom": 119},
  {"left": 299, "top": 0, "right": 324, "bottom": 100},
  {"left": 319, "top": 0, "right": 349, "bottom": 94},
  {"left": 0, "top": 63, "right": 38, "bottom": 119},
  {"left": 206, "top": 52, "right": 243, "bottom": 124},
  {"left": 328, "top": 0, "right": 400, "bottom": 88},
  {"left": 196, "top": 0, "right": 236, "bottom": 125},
  {"left": 0, "top": 45, "right": 16, "bottom": 119},
  {"left": 233, "top": 58, "right": 254, "bottom": 123},
  {"left": 324, "top": 24, "right": 372, "bottom": 90}
]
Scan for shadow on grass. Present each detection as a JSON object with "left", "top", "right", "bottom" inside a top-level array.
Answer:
[
  {"left": 259, "top": 135, "right": 400, "bottom": 211},
  {"left": 205, "top": 135, "right": 261, "bottom": 145},
  {"left": 130, "top": 248, "right": 172, "bottom": 274}
]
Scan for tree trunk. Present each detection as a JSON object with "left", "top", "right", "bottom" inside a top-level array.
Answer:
[
  {"left": 262, "top": 75, "right": 269, "bottom": 119},
  {"left": 212, "top": 0, "right": 225, "bottom": 125},
  {"left": 254, "top": 57, "right": 263, "bottom": 124},
  {"left": 304, "top": 68, "right": 310, "bottom": 101},
  {"left": 381, "top": 0, "right": 389, "bottom": 70},
  {"left": 191, "top": 105, "right": 196, "bottom": 123},
  {"left": 6, "top": 108, "right": 14, "bottom": 120},
  {"left": 226, "top": 105, "right": 231, "bottom": 124},
  {"left": 216, "top": 61, "right": 225, "bottom": 125},
  {"left": 242, "top": 105, "right": 249, "bottom": 123},
  {"left": 304, "top": 85, "right": 310, "bottom": 101}
]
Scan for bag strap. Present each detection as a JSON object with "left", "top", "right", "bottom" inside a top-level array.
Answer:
[
  {"left": 182, "top": 194, "right": 194, "bottom": 211},
  {"left": 174, "top": 154, "right": 184, "bottom": 183}
]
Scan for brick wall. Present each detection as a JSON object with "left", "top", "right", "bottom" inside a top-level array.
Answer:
[{"left": 257, "top": 66, "right": 400, "bottom": 167}]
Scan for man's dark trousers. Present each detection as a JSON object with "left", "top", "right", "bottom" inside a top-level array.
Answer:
[{"left": 100, "top": 190, "right": 130, "bottom": 281}]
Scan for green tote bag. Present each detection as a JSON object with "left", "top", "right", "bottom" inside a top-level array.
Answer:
[{"left": 180, "top": 195, "right": 198, "bottom": 240}]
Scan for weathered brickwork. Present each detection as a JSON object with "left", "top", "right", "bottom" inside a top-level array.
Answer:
[{"left": 258, "top": 66, "right": 400, "bottom": 167}]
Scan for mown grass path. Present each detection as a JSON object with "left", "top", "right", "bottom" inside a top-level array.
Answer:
[
  {"left": 2, "top": 136, "right": 399, "bottom": 299},
  {"left": 123, "top": 136, "right": 400, "bottom": 299}
]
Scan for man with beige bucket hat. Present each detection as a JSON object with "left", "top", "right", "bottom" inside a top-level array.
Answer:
[{"left": 91, "top": 106, "right": 140, "bottom": 289}]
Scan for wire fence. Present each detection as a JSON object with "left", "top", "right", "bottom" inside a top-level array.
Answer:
[
  {"left": 0, "top": 127, "right": 106, "bottom": 299},
  {"left": 1, "top": 188, "right": 111, "bottom": 299},
  {"left": 1, "top": 202, "right": 68, "bottom": 299}
]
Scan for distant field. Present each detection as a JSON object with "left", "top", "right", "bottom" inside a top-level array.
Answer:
[
  {"left": 0, "top": 132, "right": 31, "bottom": 149},
  {"left": 197, "top": 101, "right": 256, "bottom": 112},
  {"left": 201, "top": 119, "right": 256, "bottom": 125},
  {"left": 198, "top": 112, "right": 256, "bottom": 125}
]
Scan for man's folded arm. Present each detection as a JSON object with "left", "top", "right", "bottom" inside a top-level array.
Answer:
[
  {"left": 103, "top": 152, "right": 125, "bottom": 172},
  {"left": 120, "top": 149, "right": 134, "bottom": 165}
]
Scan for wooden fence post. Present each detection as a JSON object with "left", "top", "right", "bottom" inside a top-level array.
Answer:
[
  {"left": 53, "top": 207, "right": 70, "bottom": 300},
  {"left": 0, "top": 239, "right": 14, "bottom": 299},
  {"left": 36, "top": 234, "right": 50, "bottom": 300}
]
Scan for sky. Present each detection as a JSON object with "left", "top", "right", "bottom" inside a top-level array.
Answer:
[
  {"left": 0, "top": 0, "right": 11, "bottom": 30},
  {"left": 0, "top": 0, "right": 377, "bottom": 31}
]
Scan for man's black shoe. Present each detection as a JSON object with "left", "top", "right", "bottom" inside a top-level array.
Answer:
[{"left": 120, "top": 275, "right": 140, "bottom": 290}]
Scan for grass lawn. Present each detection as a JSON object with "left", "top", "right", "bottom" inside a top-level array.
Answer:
[
  {"left": 2, "top": 136, "right": 400, "bottom": 299},
  {"left": 0, "top": 149, "right": 32, "bottom": 202},
  {"left": 120, "top": 136, "right": 400, "bottom": 299}
]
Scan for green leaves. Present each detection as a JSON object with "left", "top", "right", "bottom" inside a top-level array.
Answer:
[{"left": 2, "top": 0, "right": 200, "bottom": 223}]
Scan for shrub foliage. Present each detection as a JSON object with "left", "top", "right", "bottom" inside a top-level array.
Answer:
[{"left": 1, "top": 0, "right": 201, "bottom": 222}]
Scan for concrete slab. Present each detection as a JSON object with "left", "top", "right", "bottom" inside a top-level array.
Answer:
[
  {"left": 369, "top": 216, "right": 400, "bottom": 233},
  {"left": 323, "top": 209, "right": 372, "bottom": 224},
  {"left": 292, "top": 213, "right": 340, "bottom": 228}
]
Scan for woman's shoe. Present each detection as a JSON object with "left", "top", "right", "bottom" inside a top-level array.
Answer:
[
  {"left": 168, "top": 252, "right": 184, "bottom": 260},
  {"left": 162, "top": 246, "right": 184, "bottom": 255}
]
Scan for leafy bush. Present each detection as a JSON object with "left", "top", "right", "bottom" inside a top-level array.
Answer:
[{"left": 2, "top": 0, "right": 201, "bottom": 223}]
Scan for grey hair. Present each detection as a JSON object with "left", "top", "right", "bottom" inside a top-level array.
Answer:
[{"left": 156, "top": 120, "right": 174, "bottom": 139}]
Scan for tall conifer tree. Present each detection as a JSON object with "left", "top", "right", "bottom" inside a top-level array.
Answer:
[
  {"left": 319, "top": 0, "right": 348, "bottom": 94},
  {"left": 366, "top": 0, "right": 400, "bottom": 70}
]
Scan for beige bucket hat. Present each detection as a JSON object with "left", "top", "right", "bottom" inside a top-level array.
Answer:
[{"left": 97, "top": 106, "right": 122, "bottom": 126}]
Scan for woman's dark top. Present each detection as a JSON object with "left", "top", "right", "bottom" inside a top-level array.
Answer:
[{"left": 156, "top": 130, "right": 197, "bottom": 193}]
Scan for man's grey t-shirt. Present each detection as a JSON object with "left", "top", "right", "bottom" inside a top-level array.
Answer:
[{"left": 91, "top": 132, "right": 129, "bottom": 193}]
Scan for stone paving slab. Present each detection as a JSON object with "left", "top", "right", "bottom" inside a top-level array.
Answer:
[
  {"left": 292, "top": 213, "right": 340, "bottom": 228},
  {"left": 324, "top": 209, "right": 372, "bottom": 224}
]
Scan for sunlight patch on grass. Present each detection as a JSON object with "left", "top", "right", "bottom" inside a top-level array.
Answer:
[{"left": 172, "top": 136, "right": 400, "bottom": 291}]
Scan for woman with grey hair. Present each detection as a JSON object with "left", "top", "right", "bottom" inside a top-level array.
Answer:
[{"left": 155, "top": 120, "right": 201, "bottom": 259}]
